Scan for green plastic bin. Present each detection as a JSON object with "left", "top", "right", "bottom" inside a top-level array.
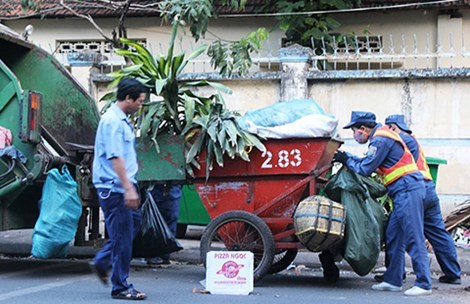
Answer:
[
  {"left": 426, "top": 157, "right": 447, "bottom": 183},
  {"left": 176, "top": 185, "right": 211, "bottom": 237}
]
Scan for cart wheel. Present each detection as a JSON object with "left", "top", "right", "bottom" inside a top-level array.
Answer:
[
  {"left": 268, "top": 249, "right": 298, "bottom": 274},
  {"left": 200, "top": 210, "right": 275, "bottom": 282}
]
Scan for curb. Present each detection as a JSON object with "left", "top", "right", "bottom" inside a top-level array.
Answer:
[{"left": 1, "top": 229, "right": 469, "bottom": 276}]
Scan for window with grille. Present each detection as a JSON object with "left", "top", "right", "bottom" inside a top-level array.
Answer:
[
  {"left": 55, "top": 39, "right": 146, "bottom": 66},
  {"left": 336, "top": 36, "right": 382, "bottom": 54},
  {"left": 56, "top": 39, "right": 147, "bottom": 54}
]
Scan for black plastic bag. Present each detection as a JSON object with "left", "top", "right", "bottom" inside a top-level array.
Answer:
[
  {"left": 133, "top": 190, "right": 183, "bottom": 258},
  {"left": 324, "top": 167, "right": 387, "bottom": 276}
]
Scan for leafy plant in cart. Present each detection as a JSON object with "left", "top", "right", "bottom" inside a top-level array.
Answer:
[{"left": 101, "top": 20, "right": 265, "bottom": 179}]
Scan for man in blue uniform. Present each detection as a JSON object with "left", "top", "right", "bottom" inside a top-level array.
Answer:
[
  {"left": 383, "top": 114, "right": 461, "bottom": 284},
  {"left": 91, "top": 78, "right": 148, "bottom": 300},
  {"left": 333, "top": 111, "right": 432, "bottom": 296}
]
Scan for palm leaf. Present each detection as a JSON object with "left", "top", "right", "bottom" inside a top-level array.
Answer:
[
  {"left": 207, "top": 122, "right": 218, "bottom": 142},
  {"left": 176, "top": 44, "right": 208, "bottom": 75},
  {"left": 213, "top": 141, "right": 224, "bottom": 168},
  {"left": 140, "top": 104, "right": 160, "bottom": 136},
  {"left": 120, "top": 38, "right": 157, "bottom": 71},
  {"left": 181, "top": 96, "right": 195, "bottom": 134},
  {"left": 99, "top": 91, "right": 116, "bottom": 102},
  {"left": 171, "top": 54, "right": 185, "bottom": 78},
  {"left": 120, "top": 64, "right": 144, "bottom": 74},
  {"left": 155, "top": 79, "right": 167, "bottom": 95},
  {"left": 224, "top": 119, "right": 238, "bottom": 144},
  {"left": 185, "top": 80, "right": 233, "bottom": 95},
  {"left": 242, "top": 132, "right": 266, "bottom": 152},
  {"left": 186, "top": 132, "right": 206, "bottom": 164}
]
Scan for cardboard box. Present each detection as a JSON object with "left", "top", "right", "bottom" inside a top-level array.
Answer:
[{"left": 206, "top": 251, "right": 254, "bottom": 295}]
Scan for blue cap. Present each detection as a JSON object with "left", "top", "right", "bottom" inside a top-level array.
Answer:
[
  {"left": 385, "top": 114, "right": 411, "bottom": 133},
  {"left": 343, "top": 111, "right": 376, "bottom": 129}
]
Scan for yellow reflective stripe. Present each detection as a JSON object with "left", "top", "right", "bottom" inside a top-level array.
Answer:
[
  {"left": 420, "top": 169, "right": 433, "bottom": 180},
  {"left": 382, "top": 163, "right": 418, "bottom": 185},
  {"left": 418, "top": 149, "right": 433, "bottom": 180},
  {"left": 374, "top": 129, "right": 399, "bottom": 140}
]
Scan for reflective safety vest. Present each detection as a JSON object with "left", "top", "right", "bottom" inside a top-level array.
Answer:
[
  {"left": 412, "top": 135, "right": 433, "bottom": 181},
  {"left": 373, "top": 127, "right": 418, "bottom": 186}
]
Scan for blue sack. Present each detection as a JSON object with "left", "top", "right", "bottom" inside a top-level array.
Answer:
[
  {"left": 32, "top": 165, "right": 82, "bottom": 259},
  {"left": 238, "top": 99, "right": 327, "bottom": 129}
]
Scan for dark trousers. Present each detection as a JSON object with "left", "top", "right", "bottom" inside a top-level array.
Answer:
[
  {"left": 384, "top": 181, "right": 461, "bottom": 280},
  {"left": 423, "top": 181, "right": 461, "bottom": 278},
  {"left": 383, "top": 181, "right": 431, "bottom": 290},
  {"left": 93, "top": 189, "right": 142, "bottom": 293}
]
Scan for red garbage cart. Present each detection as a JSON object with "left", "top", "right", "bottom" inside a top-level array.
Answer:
[{"left": 192, "top": 137, "right": 342, "bottom": 281}]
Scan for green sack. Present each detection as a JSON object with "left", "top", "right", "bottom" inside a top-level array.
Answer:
[{"left": 324, "top": 167, "right": 387, "bottom": 276}]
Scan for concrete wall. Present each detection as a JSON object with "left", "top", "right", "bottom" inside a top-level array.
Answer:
[
  {"left": 331, "top": 9, "right": 470, "bottom": 69},
  {"left": 193, "top": 80, "right": 280, "bottom": 114},
  {"left": 310, "top": 78, "right": 470, "bottom": 198},
  {"left": 4, "top": 16, "right": 284, "bottom": 58}
]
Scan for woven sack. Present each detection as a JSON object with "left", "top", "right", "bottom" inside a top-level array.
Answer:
[{"left": 294, "top": 195, "right": 346, "bottom": 252}]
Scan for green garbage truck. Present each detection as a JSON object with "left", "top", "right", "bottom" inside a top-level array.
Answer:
[
  {"left": 0, "top": 24, "right": 101, "bottom": 244},
  {"left": 0, "top": 25, "right": 206, "bottom": 247}
]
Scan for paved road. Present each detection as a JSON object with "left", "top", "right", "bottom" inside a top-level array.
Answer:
[{"left": 0, "top": 257, "right": 468, "bottom": 304}]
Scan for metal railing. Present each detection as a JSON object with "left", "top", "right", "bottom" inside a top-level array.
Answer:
[
  {"left": 310, "top": 33, "right": 470, "bottom": 70},
  {"left": 54, "top": 32, "right": 470, "bottom": 74}
]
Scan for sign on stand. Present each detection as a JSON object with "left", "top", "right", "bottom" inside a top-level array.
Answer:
[{"left": 206, "top": 251, "right": 254, "bottom": 295}]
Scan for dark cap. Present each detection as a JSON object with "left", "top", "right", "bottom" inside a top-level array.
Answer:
[
  {"left": 385, "top": 114, "right": 411, "bottom": 133},
  {"left": 343, "top": 111, "right": 376, "bottom": 129}
]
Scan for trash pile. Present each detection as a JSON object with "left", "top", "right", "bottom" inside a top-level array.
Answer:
[
  {"left": 238, "top": 99, "right": 338, "bottom": 139},
  {"left": 444, "top": 200, "right": 470, "bottom": 250},
  {"left": 324, "top": 167, "right": 387, "bottom": 276}
]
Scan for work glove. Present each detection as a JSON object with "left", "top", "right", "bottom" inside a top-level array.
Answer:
[{"left": 333, "top": 151, "right": 349, "bottom": 164}]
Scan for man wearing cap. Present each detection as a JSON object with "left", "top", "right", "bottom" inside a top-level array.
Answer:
[
  {"left": 333, "top": 111, "right": 432, "bottom": 296},
  {"left": 383, "top": 114, "right": 461, "bottom": 285}
]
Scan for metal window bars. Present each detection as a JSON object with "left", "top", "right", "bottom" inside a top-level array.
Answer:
[
  {"left": 54, "top": 32, "right": 470, "bottom": 73},
  {"left": 309, "top": 32, "right": 470, "bottom": 71}
]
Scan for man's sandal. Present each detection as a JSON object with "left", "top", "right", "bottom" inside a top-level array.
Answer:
[{"left": 112, "top": 288, "right": 147, "bottom": 301}]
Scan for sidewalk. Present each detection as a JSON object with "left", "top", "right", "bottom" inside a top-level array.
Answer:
[{"left": 1, "top": 228, "right": 469, "bottom": 276}]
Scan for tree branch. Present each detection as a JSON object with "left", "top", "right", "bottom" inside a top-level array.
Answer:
[
  {"left": 117, "top": 0, "right": 132, "bottom": 39},
  {"left": 59, "top": 0, "right": 115, "bottom": 44}
]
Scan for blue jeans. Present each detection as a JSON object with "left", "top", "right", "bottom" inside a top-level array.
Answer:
[{"left": 93, "top": 188, "right": 142, "bottom": 294}]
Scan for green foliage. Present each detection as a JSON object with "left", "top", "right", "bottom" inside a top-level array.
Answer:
[
  {"left": 183, "top": 94, "right": 265, "bottom": 178},
  {"left": 20, "top": 0, "right": 41, "bottom": 11},
  {"left": 207, "top": 28, "right": 269, "bottom": 75},
  {"left": 275, "top": 1, "right": 361, "bottom": 53},
  {"left": 103, "top": 20, "right": 265, "bottom": 178},
  {"left": 158, "top": 0, "right": 267, "bottom": 75},
  {"left": 370, "top": 173, "right": 393, "bottom": 214},
  {"left": 158, "top": 0, "right": 250, "bottom": 41},
  {"left": 158, "top": 0, "right": 213, "bottom": 41},
  {"left": 219, "top": 0, "right": 248, "bottom": 10}
]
